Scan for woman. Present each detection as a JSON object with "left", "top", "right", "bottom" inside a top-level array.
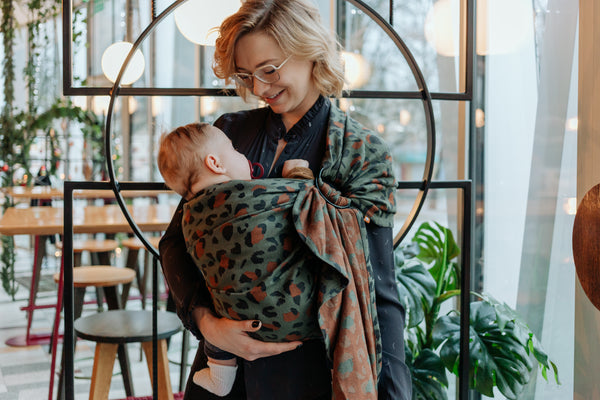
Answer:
[{"left": 159, "top": 1, "right": 412, "bottom": 399}]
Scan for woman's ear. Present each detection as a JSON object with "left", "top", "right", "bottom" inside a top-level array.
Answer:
[{"left": 204, "top": 154, "right": 226, "bottom": 174}]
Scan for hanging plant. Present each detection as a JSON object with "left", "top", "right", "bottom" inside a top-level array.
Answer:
[{"left": 1, "top": 0, "right": 19, "bottom": 299}]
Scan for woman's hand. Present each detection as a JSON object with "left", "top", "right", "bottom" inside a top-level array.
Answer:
[{"left": 193, "top": 307, "right": 302, "bottom": 361}]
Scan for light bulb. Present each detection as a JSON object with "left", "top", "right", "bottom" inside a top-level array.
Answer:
[
  {"left": 101, "top": 41, "right": 145, "bottom": 85},
  {"left": 174, "top": 0, "right": 241, "bottom": 46}
]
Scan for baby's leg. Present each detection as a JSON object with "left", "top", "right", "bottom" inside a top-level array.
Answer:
[{"left": 194, "top": 341, "right": 238, "bottom": 396}]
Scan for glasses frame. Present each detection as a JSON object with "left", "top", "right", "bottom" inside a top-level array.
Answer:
[{"left": 231, "top": 55, "right": 292, "bottom": 88}]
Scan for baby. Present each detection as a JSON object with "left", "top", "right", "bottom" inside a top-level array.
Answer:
[{"left": 158, "top": 122, "right": 314, "bottom": 396}]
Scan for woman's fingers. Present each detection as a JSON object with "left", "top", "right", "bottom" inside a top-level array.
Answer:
[{"left": 196, "top": 311, "right": 302, "bottom": 361}]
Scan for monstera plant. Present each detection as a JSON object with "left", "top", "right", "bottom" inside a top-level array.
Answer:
[{"left": 395, "top": 222, "right": 559, "bottom": 399}]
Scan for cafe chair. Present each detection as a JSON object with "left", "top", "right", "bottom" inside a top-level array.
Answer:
[
  {"left": 49, "top": 265, "right": 136, "bottom": 400},
  {"left": 74, "top": 309, "right": 183, "bottom": 400}
]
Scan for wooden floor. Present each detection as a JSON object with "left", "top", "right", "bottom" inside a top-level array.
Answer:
[{"left": 0, "top": 236, "right": 192, "bottom": 400}]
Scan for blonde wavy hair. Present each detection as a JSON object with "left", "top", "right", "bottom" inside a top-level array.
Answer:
[{"left": 213, "top": 0, "right": 345, "bottom": 100}]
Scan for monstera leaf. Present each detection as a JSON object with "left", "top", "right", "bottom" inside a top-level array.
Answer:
[
  {"left": 395, "top": 249, "right": 437, "bottom": 329},
  {"left": 412, "top": 222, "right": 460, "bottom": 292},
  {"left": 432, "top": 301, "right": 558, "bottom": 399},
  {"left": 407, "top": 348, "right": 448, "bottom": 400}
]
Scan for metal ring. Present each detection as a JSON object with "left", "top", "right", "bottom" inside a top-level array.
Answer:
[
  {"left": 103, "top": 0, "right": 435, "bottom": 255},
  {"left": 315, "top": 168, "right": 351, "bottom": 209}
]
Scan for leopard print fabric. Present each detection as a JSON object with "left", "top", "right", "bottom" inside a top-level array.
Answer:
[{"left": 183, "top": 179, "right": 323, "bottom": 342}]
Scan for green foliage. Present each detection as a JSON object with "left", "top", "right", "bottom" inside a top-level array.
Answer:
[
  {"left": 396, "top": 221, "right": 559, "bottom": 399},
  {"left": 0, "top": 99, "right": 103, "bottom": 298}
]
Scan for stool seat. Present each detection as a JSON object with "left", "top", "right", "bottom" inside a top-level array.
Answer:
[
  {"left": 74, "top": 310, "right": 182, "bottom": 343},
  {"left": 53, "top": 266, "right": 136, "bottom": 287},
  {"left": 58, "top": 239, "right": 120, "bottom": 253},
  {"left": 121, "top": 236, "right": 161, "bottom": 250},
  {"left": 74, "top": 310, "right": 182, "bottom": 400}
]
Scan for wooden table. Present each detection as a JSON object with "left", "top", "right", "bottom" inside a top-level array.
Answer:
[
  {"left": 0, "top": 204, "right": 176, "bottom": 235},
  {"left": 3, "top": 185, "right": 173, "bottom": 200},
  {"left": 0, "top": 203, "right": 176, "bottom": 347}
]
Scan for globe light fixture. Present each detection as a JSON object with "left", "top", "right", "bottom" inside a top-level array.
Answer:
[
  {"left": 101, "top": 41, "right": 145, "bottom": 85},
  {"left": 425, "top": 0, "right": 530, "bottom": 56},
  {"left": 174, "top": 0, "right": 241, "bottom": 46},
  {"left": 341, "top": 51, "right": 371, "bottom": 89}
]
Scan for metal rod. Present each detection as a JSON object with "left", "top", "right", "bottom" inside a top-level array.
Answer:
[
  {"left": 459, "top": 181, "right": 472, "bottom": 400},
  {"left": 153, "top": 256, "right": 158, "bottom": 400},
  {"left": 63, "top": 181, "right": 75, "bottom": 400}
]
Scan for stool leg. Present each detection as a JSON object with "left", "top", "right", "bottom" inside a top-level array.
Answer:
[
  {"left": 179, "top": 330, "right": 190, "bottom": 392},
  {"left": 142, "top": 340, "right": 174, "bottom": 400},
  {"left": 89, "top": 342, "right": 118, "bottom": 400},
  {"left": 103, "top": 285, "right": 134, "bottom": 397},
  {"left": 93, "top": 252, "right": 113, "bottom": 309},
  {"left": 121, "top": 248, "right": 142, "bottom": 308}
]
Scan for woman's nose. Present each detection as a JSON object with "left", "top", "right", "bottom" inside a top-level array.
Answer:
[{"left": 252, "top": 79, "right": 270, "bottom": 97}]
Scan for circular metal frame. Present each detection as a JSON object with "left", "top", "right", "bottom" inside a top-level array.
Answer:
[{"left": 104, "top": 0, "right": 435, "bottom": 254}]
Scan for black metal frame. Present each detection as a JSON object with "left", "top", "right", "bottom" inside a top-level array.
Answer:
[
  {"left": 60, "top": 0, "right": 476, "bottom": 399},
  {"left": 62, "top": 181, "right": 167, "bottom": 400},
  {"left": 62, "top": 0, "right": 473, "bottom": 99}
]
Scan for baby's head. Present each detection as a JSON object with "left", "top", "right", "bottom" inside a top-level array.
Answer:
[{"left": 158, "top": 122, "right": 251, "bottom": 199}]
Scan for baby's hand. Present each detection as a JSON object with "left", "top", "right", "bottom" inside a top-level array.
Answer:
[
  {"left": 282, "top": 159, "right": 313, "bottom": 179},
  {"left": 282, "top": 159, "right": 309, "bottom": 177}
]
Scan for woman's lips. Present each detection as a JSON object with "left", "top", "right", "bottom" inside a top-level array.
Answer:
[{"left": 263, "top": 89, "right": 284, "bottom": 104}]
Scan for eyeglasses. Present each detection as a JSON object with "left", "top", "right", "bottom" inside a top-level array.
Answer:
[{"left": 231, "top": 55, "right": 292, "bottom": 89}]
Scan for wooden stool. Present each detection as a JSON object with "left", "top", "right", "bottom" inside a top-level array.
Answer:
[
  {"left": 49, "top": 266, "right": 136, "bottom": 400},
  {"left": 74, "top": 309, "right": 183, "bottom": 400},
  {"left": 120, "top": 236, "right": 161, "bottom": 307},
  {"left": 73, "top": 238, "right": 120, "bottom": 266},
  {"left": 58, "top": 238, "right": 120, "bottom": 266},
  {"left": 59, "top": 238, "right": 121, "bottom": 309}
]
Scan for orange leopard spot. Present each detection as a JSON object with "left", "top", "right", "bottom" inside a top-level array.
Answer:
[
  {"left": 267, "top": 262, "right": 278, "bottom": 273},
  {"left": 288, "top": 283, "right": 302, "bottom": 297},
  {"left": 244, "top": 271, "right": 258, "bottom": 281},
  {"left": 208, "top": 275, "right": 218, "bottom": 287},
  {"left": 277, "top": 193, "right": 290, "bottom": 205},
  {"left": 235, "top": 208, "right": 248, "bottom": 217},
  {"left": 283, "top": 311, "right": 299, "bottom": 322},
  {"left": 261, "top": 322, "right": 278, "bottom": 331},
  {"left": 219, "top": 255, "right": 230, "bottom": 269},
  {"left": 250, "top": 226, "right": 264, "bottom": 245},
  {"left": 195, "top": 241, "right": 204, "bottom": 257},
  {"left": 285, "top": 333, "right": 303, "bottom": 341},
  {"left": 250, "top": 286, "right": 267, "bottom": 302},
  {"left": 213, "top": 192, "right": 228, "bottom": 208},
  {"left": 228, "top": 308, "right": 241, "bottom": 320}
]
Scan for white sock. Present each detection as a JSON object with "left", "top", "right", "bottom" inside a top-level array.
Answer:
[{"left": 193, "top": 361, "right": 238, "bottom": 397}]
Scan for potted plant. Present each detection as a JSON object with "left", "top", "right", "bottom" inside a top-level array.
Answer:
[{"left": 395, "top": 221, "right": 559, "bottom": 399}]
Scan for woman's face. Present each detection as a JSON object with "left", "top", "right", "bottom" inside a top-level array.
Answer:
[{"left": 234, "top": 31, "right": 320, "bottom": 128}]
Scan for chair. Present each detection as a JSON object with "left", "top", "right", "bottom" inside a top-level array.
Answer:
[{"left": 74, "top": 309, "right": 183, "bottom": 400}]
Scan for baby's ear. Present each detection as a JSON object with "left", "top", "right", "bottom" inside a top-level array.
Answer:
[{"left": 204, "top": 154, "right": 226, "bottom": 174}]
